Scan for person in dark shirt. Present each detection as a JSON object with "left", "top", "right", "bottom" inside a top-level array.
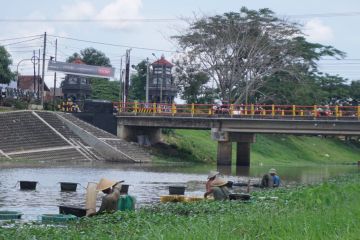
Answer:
[
  {"left": 87, "top": 178, "right": 123, "bottom": 216},
  {"left": 205, "top": 177, "right": 230, "bottom": 201},
  {"left": 260, "top": 168, "right": 281, "bottom": 188}
]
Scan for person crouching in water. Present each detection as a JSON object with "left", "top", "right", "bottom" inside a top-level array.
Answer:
[
  {"left": 205, "top": 177, "right": 230, "bottom": 201},
  {"left": 204, "top": 171, "right": 219, "bottom": 198},
  {"left": 260, "top": 168, "right": 281, "bottom": 188},
  {"left": 88, "top": 178, "right": 122, "bottom": 216}
]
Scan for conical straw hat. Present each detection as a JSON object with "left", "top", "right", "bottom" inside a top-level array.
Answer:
[
  {"left": 210, "top": 177, "right": 227, "bottom": 187},
  {"left": 96, "top": 178, "right": 117, "bottom": 191},
  {"left": 207, "top": 171, "right": 219, "bottom": 179},
  {"left": 269, "top": 168, "right": 277, "bottom": 174}
]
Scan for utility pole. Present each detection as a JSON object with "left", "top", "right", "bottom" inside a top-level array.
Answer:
[
  {"left": 52, "top": 38, "right": 57, "bottom": 110},
  {"left": 124, "top": 49, "right": 131, "bottom": 104},
  {"left": 37, "top": 49, "right": 40, "bottom": 99},
  {"left": 41, "top": 32, "right": 46, "bottom": 107},
  {"left": 119, "top": 56, "right": 123, "bottom": 103},
  {"left": 145, "top": 57, "right": 149, "bottom": 103},
  {"left": 32, "top": 50, "right": 36, "bottom": 98},
  {"left": 160, "top": 71, "right": 163, "bottom": 103}
]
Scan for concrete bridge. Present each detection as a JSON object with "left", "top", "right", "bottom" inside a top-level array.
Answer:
[{"left": 116, "top": 110, "right": 360, "bottom": 166}]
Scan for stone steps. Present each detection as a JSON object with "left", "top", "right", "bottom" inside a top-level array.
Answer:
[
  {"left": 0, "top": 111, "right": 151, "bottom": 163},
  {"left": 11, "top": 148, "right": 88, "bottom": 162},
  {"left": 0, "top": 111, "right": 69, "bottom": 153},
  {"left": 59, "top": 113, "right": 151, "bottom": 162}
]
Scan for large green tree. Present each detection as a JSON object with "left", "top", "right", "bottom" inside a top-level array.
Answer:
[
  {"left": 66, "top": 47, "right": 111, "bottom": 67},
  {"left": 349, "top": 80, "right": 360, "bottom": 101},
  {"left": 173, "top": 8, "right": 345, "bottom": 104},
  {"left": 129, "top": 60, "right": 147, "bottom": 101},
  {"left": 91, "top": 79, "right": 120, "bottom": 101},
  {"left": 0, "top": 46, "right": 14, "bottom": 84},
  {"left": 174, "top": 57, "right": 215, "bottom": 103}
]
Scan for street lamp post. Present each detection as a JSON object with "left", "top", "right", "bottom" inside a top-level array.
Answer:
[
  {"left": 16, "top": 57, "right": 51, "bottom": 104},
  {"left": 16, "top": 58, "right": 33, "bottom": 88},
  {"left": 146, "top": 57, "right": 149, "bottom": 103}
]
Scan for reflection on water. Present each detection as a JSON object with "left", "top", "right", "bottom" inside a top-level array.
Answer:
[{"left": 0, "top": 162, "right": 358, "bottom": 221}]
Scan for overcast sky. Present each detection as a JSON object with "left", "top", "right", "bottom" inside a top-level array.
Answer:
[{"left": 1, "top": 0, "right": 360, "bottom": 88}]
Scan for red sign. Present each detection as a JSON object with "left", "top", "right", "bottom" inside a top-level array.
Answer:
[{"left": 98, "top": 67, "right": 111, "bottom": 76}]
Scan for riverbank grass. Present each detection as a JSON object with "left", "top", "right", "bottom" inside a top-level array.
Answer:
[
  {"left": 1, "top": 173, "right": 359, "bottom": 239},
  {"left": 160, "top": 130, "right": 360, "bottom": 165}
]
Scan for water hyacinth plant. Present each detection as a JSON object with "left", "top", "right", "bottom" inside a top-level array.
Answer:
[{"left": 0, "top": 173, "right": 359, "bottom": 239}]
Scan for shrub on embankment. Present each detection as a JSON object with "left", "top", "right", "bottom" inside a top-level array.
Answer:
[
  {"left": 0, "top": 173, "right": 359, "bottom": 239},
  {"left": 156, "top": 130, "right": 360, "bottom": 165}
]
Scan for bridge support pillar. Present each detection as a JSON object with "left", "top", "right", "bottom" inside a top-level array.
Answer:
[
  {"left": 217, "top": 141, "right": 232, "bottom": 165},
  {"left": 117, "top": 125, "right": 161, "bottom": 145},
  {"left": 230, "top": 133, "right": 256, "bottom": 167},
  {"left": 236, "top": 142, "right": 251, "bottom": 166}
]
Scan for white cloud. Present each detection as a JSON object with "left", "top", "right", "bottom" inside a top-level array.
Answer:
[
  {"left": 95, "top": 0, "right": 143, "bottom": 29},
  {"left": 59, "top": 1, "right": 95, "bottom": 20},
  {"left": 304, "top": 18, "right": 334, "bottom": 42}
]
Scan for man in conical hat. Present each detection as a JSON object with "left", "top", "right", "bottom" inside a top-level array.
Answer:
[
  {"left": 204, "top": 170, "right": 219, "bottom": 198},
  {"left": 208, "top": 177, "right": 230, "bottom": 201},
  {"left": 260, "top": 168, "right": 280, "bottom": 188},
  {"left": 89, "top": 178, "right": 123, "bottom": 216}
]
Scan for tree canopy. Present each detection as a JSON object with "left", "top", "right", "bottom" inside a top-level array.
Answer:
[
  {"left": 173, "top": 7, "right": 346, "bottom": 105},
  {"left": 66, "top": 47, "right": 112, "bottom": 67},
  {"left": 174, "top": 57, "right": 215, "bottom": 103},
  {"left": 0, "top": 46, "right": 14, "bottom": 84},
  {"left": 129, "top": 60, "right": 147, "bottom": 101}
]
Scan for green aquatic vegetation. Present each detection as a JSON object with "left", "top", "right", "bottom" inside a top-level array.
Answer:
[{"left": 0, "top": 173, "right": 359, "bottom": 239}]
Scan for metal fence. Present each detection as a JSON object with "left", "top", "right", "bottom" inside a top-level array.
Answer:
[{"left": 113, "top": 102, "right": 360, "bottom": 120}]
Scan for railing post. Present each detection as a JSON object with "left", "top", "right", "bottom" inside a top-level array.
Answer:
[
  {"left": 172, "top": 103, "right": 176, "bottom": 116},
  {"left": 230, "top": 104, "right": 234, "bottom": 117},
  {"left": 262, "top": 109, "right": 266, "bottom": 115},
  {"left": 117, "top": 102, "right": 121, "bottom": 113},
  {"left": 153, "top": 102, "right": 156, "bottom": 116},
  {"left": 209, "top": 106, "right": 212, "bottom": 115},
  {"left": 292, "top": 105, "right": 296, "bottom": 118},
  {"left": 134, "top": 101, "right": 138, "bottom": 114},
  {"left": 281, "top": 109, "right": 285, "bottom": 116},
  {"left": 191, "top": 103, "right": 195, "bottom": 117},
  {"left": 358, "top": 105, "right": 360, "bottom": 120},
  {"left": 251, "top": 104, "right": 254, "bottom": 116},
  {"left": 271, "top": 104, "right": 275, "bottom": 117},
  {"left": 244, "top": 105, "right": 248, "bottom": 115},
  {"left": 314, "top": 105, "right": 317, "bottom": 119},
  {"left": 300, "top": 110, "right": 304, "bottom": 116},
  {"left": 335, "top": 105, "right": 339, "bottom": 118}
]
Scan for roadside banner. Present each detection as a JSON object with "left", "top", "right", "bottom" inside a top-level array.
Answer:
[{"left": 48, "top": 61, "right": 115, "bottom": 78}]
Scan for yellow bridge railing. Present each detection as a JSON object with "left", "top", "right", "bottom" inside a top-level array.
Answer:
[{"left": 113, "top": 102, "right": 360, "bottom": 120}]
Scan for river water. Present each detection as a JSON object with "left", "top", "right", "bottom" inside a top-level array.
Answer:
[{"left": 0, "top": 162, "right": 358, "bottom": 221}]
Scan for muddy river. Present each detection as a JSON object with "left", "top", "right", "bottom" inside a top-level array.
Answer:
[{"left": 0, "top": 162, "right": 358, "bottom": 221}]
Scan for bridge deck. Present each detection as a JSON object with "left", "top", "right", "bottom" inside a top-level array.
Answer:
[{"left": 116, "top": 114, "right": 360, "bottom": 136}]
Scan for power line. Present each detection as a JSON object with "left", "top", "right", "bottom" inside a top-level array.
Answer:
[
  {"left": 0, "top": 34, "right": 42, "bottom": 42},
  {"left": 0, "top": 18, "right": 180, "bottom": 23},
  {"left": 6, "top": 45, "right": 43, "bottom": 49},
  {"left": 47, "top": 34, "right": 180, "bottom": 53},
  {"left": 288, "top": 12, "right": 360, "bottom": 18},
  {"left": 1, "top": 37, "right": 43, "bottom": 47},
  {"left": 321, "top": 59, "right": 360, "bottom": 61},
  {"left": 2, "top": 11, "right": 360, "bottom": 23}
]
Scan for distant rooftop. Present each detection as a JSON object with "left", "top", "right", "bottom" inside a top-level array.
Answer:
[{"left": 152, "top": 55, "right": 173, "bottom": 67}]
